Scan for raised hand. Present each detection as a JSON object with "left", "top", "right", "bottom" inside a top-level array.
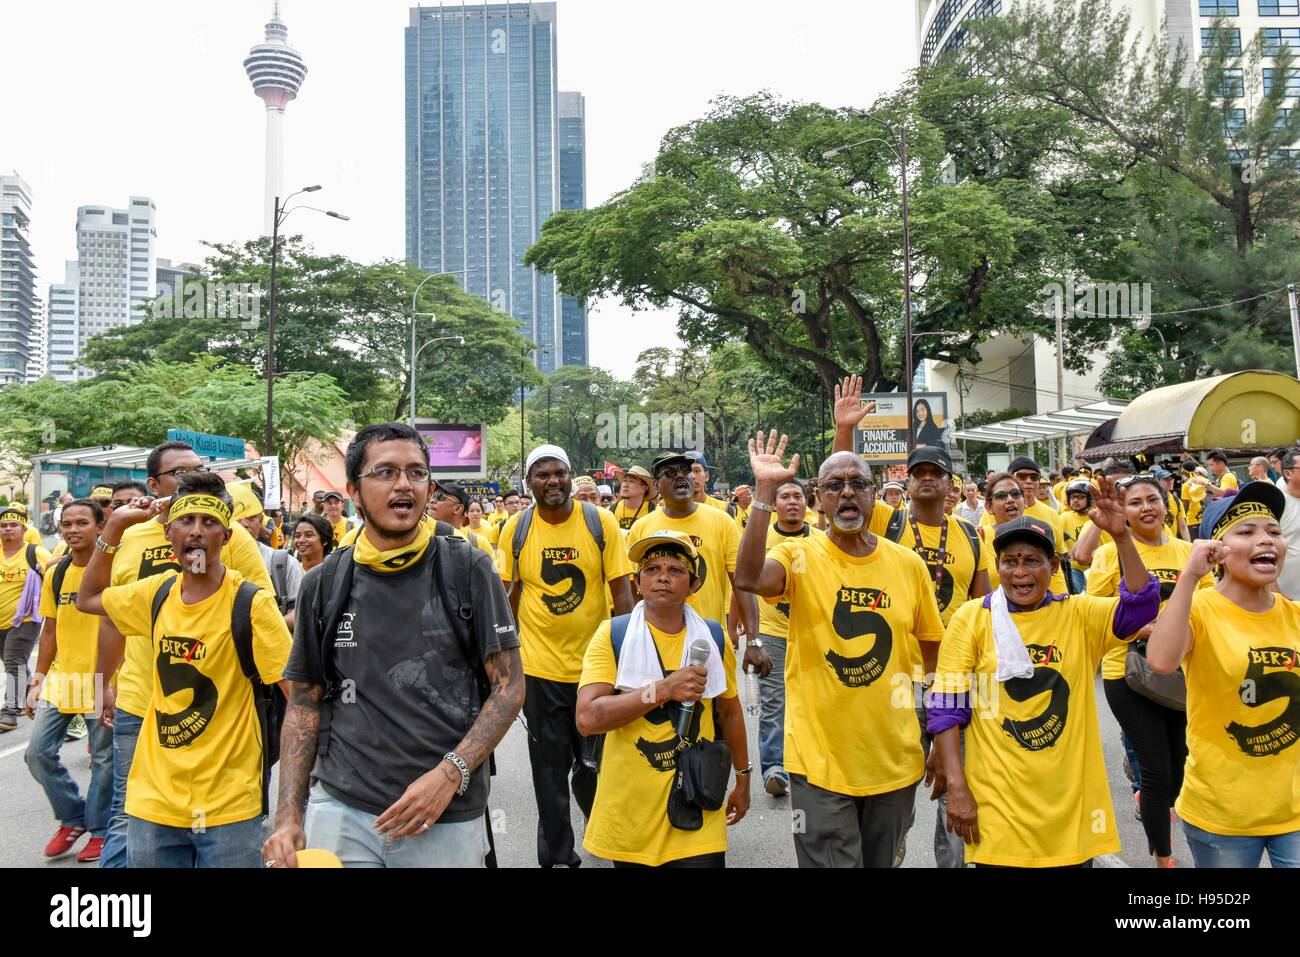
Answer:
[
  {"left": 1088, "top": 475, "right": 1129, "bottom": 538},
  {"left": 1184, "top": 538, "right": 1230, "bottom": 579},
  {"left": 748, "top": 430, "right": 800, "bottom": 488},
  {"left": 833, "top": 375, "right": 874, "bottom": 430}
]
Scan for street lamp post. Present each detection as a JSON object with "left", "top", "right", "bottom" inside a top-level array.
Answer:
[
  {"left": 824, "top": 108, "right": 914, "bottom": 450},
  {"left": 265, "top": 185, "right": 348, "bottom": 464},
  {"left": 410, "top": 335, "right": 465, "bottom": 424},
  {"left": 408, "top": 268, "right": 484, "bottom": 426},
  {"left": 519, "top": 346, "right": 537, "bottom": 485}
]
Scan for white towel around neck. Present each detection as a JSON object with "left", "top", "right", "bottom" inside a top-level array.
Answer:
[
  {"left": 614, "top": 601, "right": 728, "bottom": 699},
  {"left": 990, "top": 587, "right": 1035, "bottom": 682}
]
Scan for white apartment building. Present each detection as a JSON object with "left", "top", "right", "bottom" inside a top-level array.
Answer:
[
  {"left": 46, "top": 262, "right": 80, "bottom": 382},
  {"left": 70, "top": 197, "right": 156, "bottom": 374},
  {"left": 0, "top": 173, "right": 37, "bottom": 386}
]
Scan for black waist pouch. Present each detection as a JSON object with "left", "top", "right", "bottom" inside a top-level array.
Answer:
[{"left": 667, "top": 736, "right": 731, "bottom": 831}]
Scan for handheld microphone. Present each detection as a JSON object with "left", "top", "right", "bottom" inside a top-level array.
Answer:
[{"left": 675, "top": 638, "right": 714, "bottom": 738}]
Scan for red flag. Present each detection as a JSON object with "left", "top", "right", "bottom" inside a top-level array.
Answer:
[{"left": 604, "top": 461, "right": 623, "bottom": 475}]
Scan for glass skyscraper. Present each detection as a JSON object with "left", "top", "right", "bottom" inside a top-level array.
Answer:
[{"left": 405, "top": 1, "right": 588, "bottom": 373}]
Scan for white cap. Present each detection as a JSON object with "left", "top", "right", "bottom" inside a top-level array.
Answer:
[
  {"left": 597, "top": 484, "right": 613, "bottom": 496},
  {"left": 525, "top": 444, "right": 571, "bottom": 476}
]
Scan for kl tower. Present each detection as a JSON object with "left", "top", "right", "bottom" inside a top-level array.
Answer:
[{"left": 244, "top": 2, "right": 307, "bottom": 235}]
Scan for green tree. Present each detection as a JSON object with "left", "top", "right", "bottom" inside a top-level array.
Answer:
[
  {"left": 81, "top": 238, "right": 539, "bottom": 425},
  {"left": 0, "top": 357, "right": 351, "bottom": 472},
  {"left": 486, "top": 407, "right": 544, "bottom": 485},
  {"left": 527, "top": 366, "right": 641, "bottom": 474}
]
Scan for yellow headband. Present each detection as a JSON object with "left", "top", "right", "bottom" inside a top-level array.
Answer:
[
  {"left": 168, "top": 494, "right": 232, "bottom": 528},
  {"left": 0, "top": 508, "right": 25, "bottom": 524},
  {"left": 1213, "top": 500, "right": 1275, "bottom": 540},
  {"left": 637, "top": 545, "right": 697, "bottom": 576},
  {"left": 90, "top": 486, "right": 114, "bottom": 499}
]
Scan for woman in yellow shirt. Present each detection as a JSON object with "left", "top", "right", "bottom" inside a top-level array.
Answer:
[
  {"left": 1149, "top": 483, "right": 1300, "bottom": 868},
  {"left": 1087, "top": 475, "right": 1212, "bottom": 867}
]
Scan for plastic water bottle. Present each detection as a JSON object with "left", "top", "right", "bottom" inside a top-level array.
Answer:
[{"left": 744, "top": 665, "right": 761, "bottom": 717}]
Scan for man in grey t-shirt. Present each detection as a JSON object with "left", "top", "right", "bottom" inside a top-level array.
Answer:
[{"left": 262, "top": 423, "right": 524, "bottom": 868}]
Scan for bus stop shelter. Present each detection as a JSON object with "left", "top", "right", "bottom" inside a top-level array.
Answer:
[{"left": 949, "top": 401, "right": 1131, "bottom": 468}]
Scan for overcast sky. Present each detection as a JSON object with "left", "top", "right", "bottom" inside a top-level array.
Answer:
[{"left": 3, "top": 0, "right": 917, "bottom": 378}]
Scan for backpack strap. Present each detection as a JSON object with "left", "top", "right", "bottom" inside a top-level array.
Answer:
[
  {"left": 510, "top": 507, "right": 535, "bottom": 580},
  {"left": 229, "top": 581, "right": 261, "bottom": 682},
  {"left": 885, "top": 508, "right": 907, "bottom": 543},
  {"left": 433, "top": 535, "right": 497, "bottom": 776},
  {"left": 578, "top": 501, "right": 606, "bottom": 554},
  {"left": 954, "top": 516, "right": 981, "bottom": 569},
  {"left": 314, "top": 547, "right": 355, "bottom": 756},
  {"left": 50, "top": 555, "right": 74, "bottom": 603},
  {"left": 24, "top": 542, "right": 44, "bottom": 577},
  {"left": 434, "top": 520, "right": 456, "bottom": 537},
  {"left": 609, "top": 614, "right": 726, "bottom": 662},
  {"left": 149, "top": 575, "right": 178, "bottom": 638},
  {"left": 269, "top": 550, "right": 290, "bottom": 612}
]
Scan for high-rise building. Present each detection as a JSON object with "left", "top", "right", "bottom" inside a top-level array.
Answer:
[
  {"left": 557, "top": 90, "right": 588, "bottom": 366},
  {"left": 71, "top": 198, "right": 157, "bottom": 374},
  {"left": 24, "top": 295, "right": 46, "bottom": 383},
  {"left": 245, "top": 2, "right": 308, "bottom": 235},
  {"left": 46, "top": 262, "right": 79, "bottom": 382},
  {"left": 405, "top": 2, "right": 587, "bottom": 373},
  {"left": 155, "top": 258, "right": 201, "bottom": 301},
  {"left": 0, "top": 173, "right": 36, "bottom": 386}
]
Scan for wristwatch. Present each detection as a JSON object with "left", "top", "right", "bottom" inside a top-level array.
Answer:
[
  {"left": 750, "top": 500, "right": 775, "bottom": 513},
  {"left": 747, "top": 636, "right": 764, "bottom": 650},
  {"left": 94, "top": 536, "right": 119, "bottom": 556}
]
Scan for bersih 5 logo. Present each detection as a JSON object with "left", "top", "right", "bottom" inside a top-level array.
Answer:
[{"left": 49, "top": 887, "right": 151, "bottom": 937}]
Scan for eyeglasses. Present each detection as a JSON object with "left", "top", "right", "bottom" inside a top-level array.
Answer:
[
  {"left": 358, "top": 466, "right": 433, "bottom": 484},
  {"left": 153, "top": 465, "right": 208, "bottom": 479},
  {"left": 656, "top": 465, "right": 690, "bottom": 480},
  {"left": 821, "top": 479, "right": 873, "bottom": 496},
  {"left": 1116, "top": 473, "right": 1156, "bottom": 489},
  {"left": 992, "top": 488, "right": 1025, "bottom": 501}
]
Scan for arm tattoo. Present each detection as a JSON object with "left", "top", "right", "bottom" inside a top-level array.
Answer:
[
  {"left": 451, "top": 648, "right": 524, "bottom": 773},
  {"left": 275, "top": 682, "right": 323, "bottom": 828}
]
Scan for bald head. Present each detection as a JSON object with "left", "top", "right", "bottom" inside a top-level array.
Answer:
[
  {"left": 819, "top": 451, "right": 872, "bottom": 483},
  {"left": 1249, "top": 456, "right": 1270, "bottom": 480}
]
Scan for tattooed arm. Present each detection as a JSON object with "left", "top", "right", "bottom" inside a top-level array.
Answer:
[{"left": 261, "top": 680, "right": 322, "bottom": 868}]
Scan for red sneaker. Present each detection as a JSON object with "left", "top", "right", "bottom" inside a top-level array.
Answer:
[
  {"left": 44, "top": 825, "right": 87, "bottom": 858},
  {"left": 76, "top": 837, "right": 105, "bottom": 863}
]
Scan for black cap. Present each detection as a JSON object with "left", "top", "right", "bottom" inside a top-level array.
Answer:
[
  {"left": 1201, "top": 480, "right": 1284, "bottom": 541},
  {"left": 1008, "top": 456, "right": 1041, "bottom": 476},
  {"left": 907, "top": 445, "right": 953, "bottom": 476},
  {"left": 321, "top": 490, "right": 344, "bottom": 502},
  {"left": 434, "top": 480, "right": 470, "bottom": 509},
  {"left": 651, "top": 451, "right": 694, "bottom": 477},
  {"left": 992, "top": 515, "right": 1057, "bottom": 558}
]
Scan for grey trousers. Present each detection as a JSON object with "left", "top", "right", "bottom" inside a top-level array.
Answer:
[{"left": 790, "top": 774, "right": 917, "bottom": 868}]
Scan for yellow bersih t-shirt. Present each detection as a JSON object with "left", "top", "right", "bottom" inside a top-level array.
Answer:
[
  {"left": 767, "top": 534, "right": 944, "bottom": 796},
  {"left": 888, "top": 510, "right": 991, "bottom": 627},
  {"left": 1059, "top": 509, "right": 1091, "bottom": 558},
  {"left": 470, "top": 520, "right": 499, "bottom": 549},
  {"left": 1087, "top": 536, "right": 1212, "bottom": 680},
  {"left": 757, "top": 522, "right": 821, "bottom": 640},
  {"left": 0, "top": 543, "right": 50, "bottom": 630},
  {"left": 628, "top": 504, "right": 740, "bottom": 631},
  {"left": 1178, "top": 589, "right": 1300, "bottom": 836},
  {"left": 101, "top": 568, "right": 291, "bottom": 828},
  {"left": 936, "top": 594, "right": 1132, "bottom": 866},
  {"left": 498, "top": 504, "right": 633, "bottom": 682},
  {"left": 580, "top": 620, "right": 737, "bottom": 866},
  {"left": 613, "top": 500, "right": 652, "bottom": 532},
  {"left": 110, "top": 518, "right": 273, "bottom": 717},
  {"left": 39, "top": 561, "right": 99, "bottom": 714}
]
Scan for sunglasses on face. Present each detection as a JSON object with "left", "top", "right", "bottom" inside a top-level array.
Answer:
[
  {"left": 992, "top": 488, "right": 1025, "bottom": 501},
  {"left": 821, "top": 479, "right": 873, "bottom": 495}
]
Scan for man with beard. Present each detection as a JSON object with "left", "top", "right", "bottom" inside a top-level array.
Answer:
[
  {"left": 628, "top": 452, "right": 768, "bottom": 680},
  {"left": 498, "top": 445, "right": 633, "bottom": 867},
  {"left": 265, "top": 423, "right": 523, "bottom": 868},
  {"left": 735, "top": 434, "right": 945, "bottom": 867},
  {"left": 93, "top": 440, "right": 273, "bottom": 868},
  {"left": 830, "top": 375, "right": 922, "bottom": 537}
]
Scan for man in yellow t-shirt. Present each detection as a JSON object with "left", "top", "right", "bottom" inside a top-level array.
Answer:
[
  {"left": 77, "top": 473, "right": 291, "bottom": 868},
  {"left": 24, "top": 499, "right": 114, "bottom": 863},
  {"left": 1157, "top": 469, "right": 1189, "bottom": 541},
  {"left": 498, "top": 444, "right": 634, "bottom": 868},
  {"left": 930, "top": 503, "right": 1161, "bottom": 867},
  {"left": 1206, "top": 450, "right": 1239, "bottom": 500},
  {"left": 0, "top": 504, "right": 51, "bottom": 732},
  {"left": 613, "top": 466, "right": 656, "bottom": 532},
  {"left": 1059, "top": 481, "right": 1095, "bottom": 593},
  {"left": 736, "top": 438, "right": 945, "bottom": 867},
  {"left": 729, "top": 485, "right": 753, "bottom": 530},
  {"left": 321, "top": 491, "right": 356, "bottom": 546},
  {"left": 94, "top": 440, "right": 274, "bottom": 869},
  {"left": 577, "top": 531, "right": 748, "bottom": 867},
  {"left": 429, "top": 481, "right": 493, "bottom": 557}
]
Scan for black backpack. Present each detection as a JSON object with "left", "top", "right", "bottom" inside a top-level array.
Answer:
[
  {"left": 267, "top": 549, "right": 293, "bottom": 615},
  {"left": 23, "top": 543, "right": 43, "bottom": 578},
  {"left": 149, "top": 575, "right": 285, "bottom": 815},
  {"left": 312, "top": 524, "right": 486, "bottom": 757},
  {"left": 49, "top": 554, "right": 73, "bottom": 599}
]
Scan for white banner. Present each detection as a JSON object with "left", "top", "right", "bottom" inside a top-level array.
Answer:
[{"left": 261, "top": 455, "right": 281, "bottom": 509}]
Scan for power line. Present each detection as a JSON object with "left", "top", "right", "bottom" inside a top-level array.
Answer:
[{"left": 1144, "top": 286, "right": 1291, "bottom": 318}]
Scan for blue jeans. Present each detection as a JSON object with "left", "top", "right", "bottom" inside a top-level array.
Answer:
[
  {"left": 100, "top": 707, "right": 142, "bottom": 869},
  {"left": 1121, "top": 731, "right": 1142, "bottom": 793},
  {"left": 1183, "top": 822, "right": 1300, "bottom": 868},
  {"left": 126, "top": 815, "right": 264, "bottom": 868},
  {"left": 24, "top": 702, "right": 114, "bottom": 836},
  {"left": 757, "top": 635, "right": 787, "bottom": 785},
  {"left": 304, "top": 782, "right": 489, "bottom": 867}
]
